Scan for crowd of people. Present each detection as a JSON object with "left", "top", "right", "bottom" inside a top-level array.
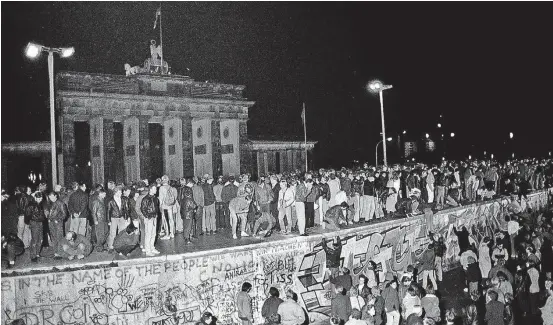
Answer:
[
  {"left": 1, "top": 158, "right": 552, "bottom": 267},
  {"left": 1, "top": 157, "right": 553, "bottom": 325}
]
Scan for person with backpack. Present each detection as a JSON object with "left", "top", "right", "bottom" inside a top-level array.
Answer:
[{"left": 158, "top": 175, "right": 178, "bottom": 240}]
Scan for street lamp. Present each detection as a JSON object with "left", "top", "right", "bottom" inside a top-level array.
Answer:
[
  {"left": 375, "top": 137, "right": 393, "bottom": 168},
  {"left": 437, "top": 123, "right": 442, "bottom": 128},
  {"left": 450, "top": 132, "right": 455, "bottom": 138},
  {"left": 425, "top": 133, "right": 430, "bottom": 139},
  {"left": 509, "top": 132, "right": 514, "bottom": 139},
  {"left": 368, "top": 80, "right": 393, "bottom": 166},
  {"left": 25, "top": 42, "right": 75, "bottom": 187}
]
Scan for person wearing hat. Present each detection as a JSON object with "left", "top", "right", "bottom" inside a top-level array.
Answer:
[{"left": 158, "top": 175, "right": 178, "bottom": 240}]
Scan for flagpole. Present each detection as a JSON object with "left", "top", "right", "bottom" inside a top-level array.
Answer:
[
  {"left": 159, "top": 5, "right": 164, "bottom": 74},
  {"left": 303, "top": 102, "right": 308, "bottom": 173}
]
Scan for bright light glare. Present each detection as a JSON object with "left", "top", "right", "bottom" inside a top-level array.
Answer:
[
  {"left": 469, "top": 155, "right": 472, "bottom": 160},
  {"left": 491, "top": 154, "right": 494, "bottom": 159},
  {"left": 411, "top": 158, "right": 415, "bottom": 161},
  {"left": 25, "top": 43, "right": 41, "bottom": 58},
  {"left": 403, "top": 130, "right": 407, "bottom": 134},
  {"left": 437, "top": 123, "right": 442, "bottom": 128},
  {"left": 509, "top": 132, "right": 514, "bottom": 139},
  {"left": 512, "top": 153, "right": 515, "bottom": 158},
  {"left": 425, "top": 133, "right": 429, "bottom": 139},
  {"left": 442, "top": 157, "right": 445, "bottom": 161},
  {"left": 386, "top": 137, "right": 392, "bottom": 141},
  {"left": 450, "top": 132, "right": 455, "bottom": 137},
  {"left": 368, "top": 81, "right": 383, "bottom": 93},
  {"left": 61, "top": 47, "right": 75, "bottom": 58}
]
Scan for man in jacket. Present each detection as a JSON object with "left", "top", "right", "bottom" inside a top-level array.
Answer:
[
  {"left": 229, "top": 184, "right": 253, "bottom": 239},
  {"left": 253, "top": 179, "right": 275, "bottom": 238},
  {"left": 277, "top": 289, "right": 306, "bottom": 325},
  {"left": 141, "top": 184, "right": 161, "bottom": 255},
  {"left": 158, "top": 175, "right": 178, "bottom": 240},
  {"left": 57, "top": 231, "right": 92, "bottom": 260},
  {"left": 324, "top": 202, "right": 353, "bottom": 231},
  {"left": 417, "top": 244, "right": 438, "bottom": 290},
  {"left": 68, "top": 182, "right": 89, "bottom": 236},
  {"left": 15, "top": 186, "right": 32, "bottom": 248},
  {"left": 278, "top": 179, "right": 295, "bottom": 234},
  {"left": 134, "top": 185, "right": 148, "bottom": 251},
  {"left": 221, "top": 176, "right": 238, "bottom": 231},
  {"left": 305, "top": 179, "right": 317, "bottom": 229},
  {"left": 294, "top": 179, "right": 310, "bottom": 236},
  {"left": 192, "top": 178, "right": 205, "bottom": 237},
  {"left": 179, "top": 182, "right": 197, "bottom": 245},
  {"left": 202, "top": 175, "right": 217, "bottom": 235},
  {"left": 362, "top": 174, "right": 377, "bottom": 222},
  {"left": 213, "top": 176, "right": 225, "bottom": 231},
  {"left": 269, "top": 175, "right": 281, "bottom": 231},
  {"left": 106, "top": 186, "right": 130, "bottom": 252},
  {"left": 47, "top": 191, "right": 68, "bottom": 256},
  {"left": 25, "top": 192, "right": 46, "bottom": 262},
  {"left": 91, "top": 189, "right": 108, "bottom": 252},
  {"left": 113, "top": 222, "right": 140, "bottom": 257}
]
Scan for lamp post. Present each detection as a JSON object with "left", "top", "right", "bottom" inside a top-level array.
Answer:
[
  {"left": 376, "top": 137, "right": 392, "bottom": 168},
  {"left": 25, "top": 42, "right": 74, "bottom": 187},
  {"left": 368, "top": 80, "right": 393, "bottom": 166}
]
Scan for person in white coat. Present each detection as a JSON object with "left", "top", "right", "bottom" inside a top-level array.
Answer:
[{"left": 278, "top": 179, "right": 295, "bottom": 234}]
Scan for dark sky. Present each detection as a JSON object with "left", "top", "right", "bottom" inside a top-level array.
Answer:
[{"left": 3, "top": 2, "right": 553, "bottom": 167}]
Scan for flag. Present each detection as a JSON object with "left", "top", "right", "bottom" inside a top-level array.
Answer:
[
  {"left": 153, "top": 7, "right": 161, "bottom": 29},
  {"left": 301, "top": 105, "right": 306, "bottom": 126}
]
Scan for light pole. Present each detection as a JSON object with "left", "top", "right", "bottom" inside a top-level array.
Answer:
[
  {"left": 375, "top": 137, "right": 392, "bottom": 168},
  {"left": 368, "top": 80, "right": 393, "bottom": 166},
  {"left": 25, "top": 42, "right": 74, "bottom": 187}
]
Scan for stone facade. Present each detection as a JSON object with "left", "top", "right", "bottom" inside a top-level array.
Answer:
[{"left": 57, "top": 71, "right": 255, "bottom": 185}]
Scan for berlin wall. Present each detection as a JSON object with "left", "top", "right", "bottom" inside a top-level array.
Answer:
[{"left": 1, "top": 190, "right": 550, "bottom": 325}]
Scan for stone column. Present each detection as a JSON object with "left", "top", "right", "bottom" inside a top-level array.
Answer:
[
  {"left": 239, "top": 121, "right": 250, "bottom": 174},
  {"left": 182, "top": 116, "right": 194, "bottom": 177},
  {"left": 280, "top": 150, "right": 287, "bottom": 173},
  {"left": 287, "top": 149, "right": 294, "bottom": 173},
  {"left": 220, "top": 120, "right": 240, "bottom": 177},
  {"left": 211, "top": 119, "right": 223, "bottom": 177},
  {"left": 62, "top": 116, "right": 76, "bottom": 185},
  {"left": 138, "top": 116, "right": 150, "bottom": 180},
  {"left": 192, "top": 118, "right": 213, "bottom": 177},
  {"left": 256, "top": 151, "right": 264, "bottom": 178},
  {"left": 123, "top": 117, "right": 140, "bottom": 183},
  {"left": 89, "top": 117, "right": 105, "bottom": 186},
  {"left": 164, "top": 118, "right": 184, "bottom": 179},
  {"left": 301, "top": 149, "right": 307, "bottom": 171},
  {"left": 103, "top": 119, "right": 115, "bottom": 183}
]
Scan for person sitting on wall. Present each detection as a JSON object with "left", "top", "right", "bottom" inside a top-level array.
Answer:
[
  {"left": 324, "top": 202, "right": 353, "bottom": 231},
  {"left": 1, "top": 233, "right": 24, "bottom": 269},
  {"left": 113, "top": 222, "right": 140, "bottom": 257},
  {"left": 57, "top": 231, "right": 92, "bottom": 260}
]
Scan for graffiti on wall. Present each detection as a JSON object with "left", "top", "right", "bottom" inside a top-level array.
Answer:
[{"left": 1, "top": 192, "right": 548, "bottom": 325}]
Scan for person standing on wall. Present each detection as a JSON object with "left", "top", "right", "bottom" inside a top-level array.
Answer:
[
  {"left": 141, "top": 184, "right": 161, "bottom": 256},
  {"left": 47, "top": 191, "right": 68, "bottom": 256},
  {"left": 25, "top": 192, "right": 46, "bottom": 262},
  {"left": 202, "top": 175, "right": 217, "bottom": 235},
  {"left": 158, "top": 175, "right": 178, "bottom": 240},
  {"left": 68, "top": 182, "right": 89, "bottom": 236},
  {"left": 191, "top": 177, "right": 205, "bottom": 237},
  {"left": 106, "top": 186, "right": 130, "bottom": 252},
  {"left": 213, "top": 176, "right": 225, "bottom": 232},
  {"left": 221, "top": 176, "right": 238, "bottom": 231},
  {"left": 294, "top": 177, "right": 310, "bottom": 236}
]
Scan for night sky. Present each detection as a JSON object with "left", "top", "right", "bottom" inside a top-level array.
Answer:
[{"left": 3, "top": 2, "right": 553, "bottom": 168}]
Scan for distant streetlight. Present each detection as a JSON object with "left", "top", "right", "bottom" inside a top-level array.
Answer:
[
  {"left": 368, "top": 80, "right": 393, "bottom": 166},
  {"left": 442, "top": 157, "right": 445, "bottom": 161},
  {"left": 512, "top": 153, "right": 515, "bottom": 158},
  {"left": 425, "top": 133, "right": 430, "bottom": 139},
  {"left": 469, "top": 155, "right": 472, "bottom": 160},
  {"left": 491, "top": 154, "right": 494, "bottom": 159},
  {"left": 411, "top": 158, "right": 415, "bottom": 162},
  {"left": 437, "top": 123, "right": 442, "bottom": 128},
  {"left": 509, "top": 132, "right": 514, "bottom": 139},
  {"left": 375, "top": 137, "right": 393, "bottom": 168},
  {"left": 25, "top": 42, "right": 75, "bottom": 187},
  {"left": 450, "top": 132, "right": 455, "bottom": 138},
  {"left": 403, "top": 130, "right": 407, "bottom": 134}
]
